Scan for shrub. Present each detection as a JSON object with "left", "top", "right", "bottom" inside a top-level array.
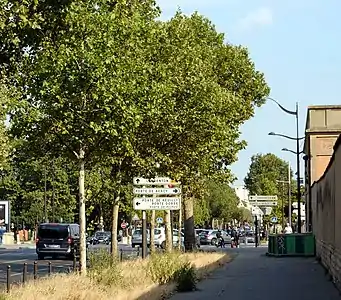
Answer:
[
  {"left": 147, "top": 251, "right": 187, "bottom": 285},
  {"left": 88, "top": 249, "right": 123, "bottom": 286},
  {"left": 174, "top": 262, "right": 197, "bottom": 292}
]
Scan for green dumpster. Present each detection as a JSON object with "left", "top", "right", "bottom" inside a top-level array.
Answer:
[{"left": 266, "top": 233, "right": 315, "bottom": 257}]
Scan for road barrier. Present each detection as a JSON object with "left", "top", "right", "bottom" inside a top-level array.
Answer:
[
  {"left": 267, "top": 233, "right": 315, "bottom": 257},
  {"left": 4, "top": 257, "right": 80, "bottom": 293},
  {"left": 3, "top": 248, "right": 150, "bottom": 293}
]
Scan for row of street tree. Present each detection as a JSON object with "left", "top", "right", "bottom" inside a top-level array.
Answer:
[
  {"left": 0, "top": 0, "right": 270, "bottom": 274},
  {"left": 244, "top": 153, "right": 303, "bottom": 224}
]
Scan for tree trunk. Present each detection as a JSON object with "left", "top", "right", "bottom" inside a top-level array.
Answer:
[
  {"left": 111, "top": 198, "right": 119, "bottom": 257},
  {"left": 184, "top": 196, "right": 195, "bottom": 251},
  {"left": 150, "top": 210, "right": 155, "bottom": 253},
  {"left": 165, "top": 210, "right": 172, "bottom": 252},
  {"left": 78, "top": 148, "right": 87, "bottom": 275}
]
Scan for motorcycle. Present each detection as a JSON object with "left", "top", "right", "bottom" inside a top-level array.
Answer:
[{"left": 215, "top": 237, "right": 225, "bottom": 248}]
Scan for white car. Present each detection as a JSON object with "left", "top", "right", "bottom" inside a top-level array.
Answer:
[{"left": 154, "top": 228, "right": 184, "bottom": 249}]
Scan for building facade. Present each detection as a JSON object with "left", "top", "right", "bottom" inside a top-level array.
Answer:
[{"left": 303, "top": 105, "right": 341, "bottom": 231}]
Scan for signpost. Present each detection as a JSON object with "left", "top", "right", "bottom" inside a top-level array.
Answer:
[
  {"left": 133, "top": 177, "right": 179, "bottom": 185},
  {"left": 133, "top": 188, "right": 181, "bottom": 195},
  {"left": 249, "top": 201, "right": 278, "bottom": 207},
  {"left": 249, "top": 195, "right": 277, "bottom": 201},
  {"left": 248, "top": 195, "right": 278, "bottom": 207},
  {"left": 271, "top": 217, "right": 278, "bottom": 223},
  {"left": 133, "top": 177, "right": 182, "bottom": 259},
  {"left": 133, "top": 197, "right": 181, "bottom": 210}
]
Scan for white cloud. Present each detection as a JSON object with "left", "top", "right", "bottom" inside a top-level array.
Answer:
[{"left": 237, "top": 7, "right": 273, "bottom": 31}]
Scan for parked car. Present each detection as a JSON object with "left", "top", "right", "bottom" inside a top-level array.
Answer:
[
  {"left": 180, "top": 228, "right": 201, "bottom": 248},
  {"left": 239, "top": 231, "right": 255, "bottom": 243},
  {"left": 36, "top": 223, "right": 80, "bottom": 260},
  {"left": 92, "top": 231, "right": 111, "bottom": 245},
  {"left": 199, "top": 229, "right": 231, "bottom": 245},
  {"left": 87, "top": 231, "right": 121, "bottom": 246},
  {"left": 86, "top": 235, "right": 93, "bottom": 247},
  {"left": 132, "top": 228, "right": 150, "bottom": 248},
  {"left": 154, "top": 228, "right": 184, "bottom": 249},
  {"left": 194, "top": 229, "right": 202, "bottom": 248}
]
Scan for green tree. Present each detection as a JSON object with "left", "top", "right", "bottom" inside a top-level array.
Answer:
[
  {"left": 0, "top": 83, "right": 12, "bottom": 169},
  {"left": 9, "top": 142, "right": 77, "bottom": 226},
  {"left": 205, "top": 180, "right": 239, "bottom": 223},
  {"left": 232, "top": 207, "right": 253, "bottom": 223},
  {"left": 137, "top": 12, "right": 270, "bottom": 249},
  {"left": 244, "top": 153, "right": 294, "bottom": 225},
  {"left": 6, "top": 0, "right": 161, "bottom": 272}
]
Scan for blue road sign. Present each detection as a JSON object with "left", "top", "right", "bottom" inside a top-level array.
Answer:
[
  {"left": 271, "top": 217, "right": 278, "bottom": 223},
  {"left": 156, "top": 217, "right": 163, "bottom": 223}
]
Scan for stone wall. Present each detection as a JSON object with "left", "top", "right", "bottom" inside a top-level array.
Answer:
[{"left": 311, "top": 135, "right": 341, "bottom": 290}]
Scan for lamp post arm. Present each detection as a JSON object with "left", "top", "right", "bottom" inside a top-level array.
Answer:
[{"left": 268, "top": 97, "right": 297, "bottom": 116}]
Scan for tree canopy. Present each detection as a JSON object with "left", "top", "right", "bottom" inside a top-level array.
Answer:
[
  {"left": 244, "top": 153, "right": 295, "bottom": 222},
  {"left": 1, "top": 0, "right": 270, "bottom": 259}
]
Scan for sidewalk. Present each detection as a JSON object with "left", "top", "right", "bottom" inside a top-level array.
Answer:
[
  {"left": 0, "top": 242, "right": 35, "bottom": 250},
  {"left": 171, "top": 246, "right": 341, "bottom": 300}
]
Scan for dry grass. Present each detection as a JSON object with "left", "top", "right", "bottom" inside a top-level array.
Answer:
[{"left": 3, "top": 251, "right": 230, "bottom": 300}]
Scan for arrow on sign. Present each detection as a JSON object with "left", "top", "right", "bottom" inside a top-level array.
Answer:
[
  {"left": 135, "top": 178, "right": 140, "bottom": 184},
  {"left": 135, "top": 202, "right": 141, "bottom": 206}
]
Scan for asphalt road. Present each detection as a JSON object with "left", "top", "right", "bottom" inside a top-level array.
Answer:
[{"left": 0, "top": 242, "right": 257, "bottom": 289}]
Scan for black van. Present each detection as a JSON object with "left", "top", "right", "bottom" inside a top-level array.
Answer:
[{"left": 36, "top": 223, "right": 80, "bottom": 260}]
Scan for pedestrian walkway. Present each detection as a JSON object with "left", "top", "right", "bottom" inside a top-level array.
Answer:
[{"left": 171, "top": 246, "right": 341, "bottom": 300}]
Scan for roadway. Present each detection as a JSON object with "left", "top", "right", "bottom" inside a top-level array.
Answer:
[{"left": 0, "top": 242, "right": 257, "bottom": 289}]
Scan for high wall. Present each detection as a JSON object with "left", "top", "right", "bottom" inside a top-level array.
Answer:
[
  {"left": 311, "top": 135, "right": 341, "bottom": 290},
  {"left": 304, "top": 105, "right": 341, "bottom": 231}
]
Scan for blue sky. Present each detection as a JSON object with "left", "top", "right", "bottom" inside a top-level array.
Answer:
[{"left": 157, "top": 0, "right": 341, "bottom": 185}]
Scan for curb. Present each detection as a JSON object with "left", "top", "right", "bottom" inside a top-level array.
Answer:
[{"left": 0, "top": 245, "right": 36, "bottom": 250}]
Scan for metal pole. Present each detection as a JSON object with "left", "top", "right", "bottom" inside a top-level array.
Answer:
[
  {"left": 33, "top": 261, "right": 38, "bottom": 280},
  {"left": 6, "top": 265, "right": 11, "bottom": 293},
  {"left": 142, "top": 210, "right": 147, "bottom": 259},
  {"left": 48, "top": 261, "right": 52, "bottom": 276},
  {"left": 73, "top": 256, "right": 77, "bottom": 272},
  {"left": 288, "top": 162, "right": 292, "bottom": 227},
  {"left": 282, "top": 182, "right": 285, "bottom": 230},
  {"left": 44, "top": 167, "right": 47, "bottom": 222},
  {"left": 296, "top": 102, "right": 302, "bottom": 233},
  {"left": 52, "top": 161, "right": 55, "bottom": 223},
  {"left": 254, "top": 215, "right": 258, "bottom": 248},
  {"left": 22, "top": 263, "right": 27, "bottom": 284},
  {"left": 170, "top": 210, "right": 174, "bottom": 245}
]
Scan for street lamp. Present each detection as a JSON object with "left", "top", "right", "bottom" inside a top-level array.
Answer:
[
  {"left": 267, "top": 97, "right": 303, "bottom": 233},
  {"left": 282, "top": 148, "right": 304, "bottom": 155}
]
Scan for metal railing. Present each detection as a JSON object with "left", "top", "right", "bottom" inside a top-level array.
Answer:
[
  {"left": 3, "top": 257, "right": 79, "bottom": 293},
  {"left": 2, "top": 248, "right": 151, "bottom": 293}
]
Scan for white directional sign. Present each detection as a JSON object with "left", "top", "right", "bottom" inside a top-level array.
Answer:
[
  {"left": 249, "top": 201, "right": 278, "bottom": 207},
  {"left": 248, "top": 195, "right": 278, "bottom": 201},
  {"left": 133, "top": 177, "right": 177, "bottom": 185},
  {"left": 133, "top": 197, "right": 181, "bottom": 210},
  {"left": 133, "top": 187, "right": 181, "bottom": 195}
]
